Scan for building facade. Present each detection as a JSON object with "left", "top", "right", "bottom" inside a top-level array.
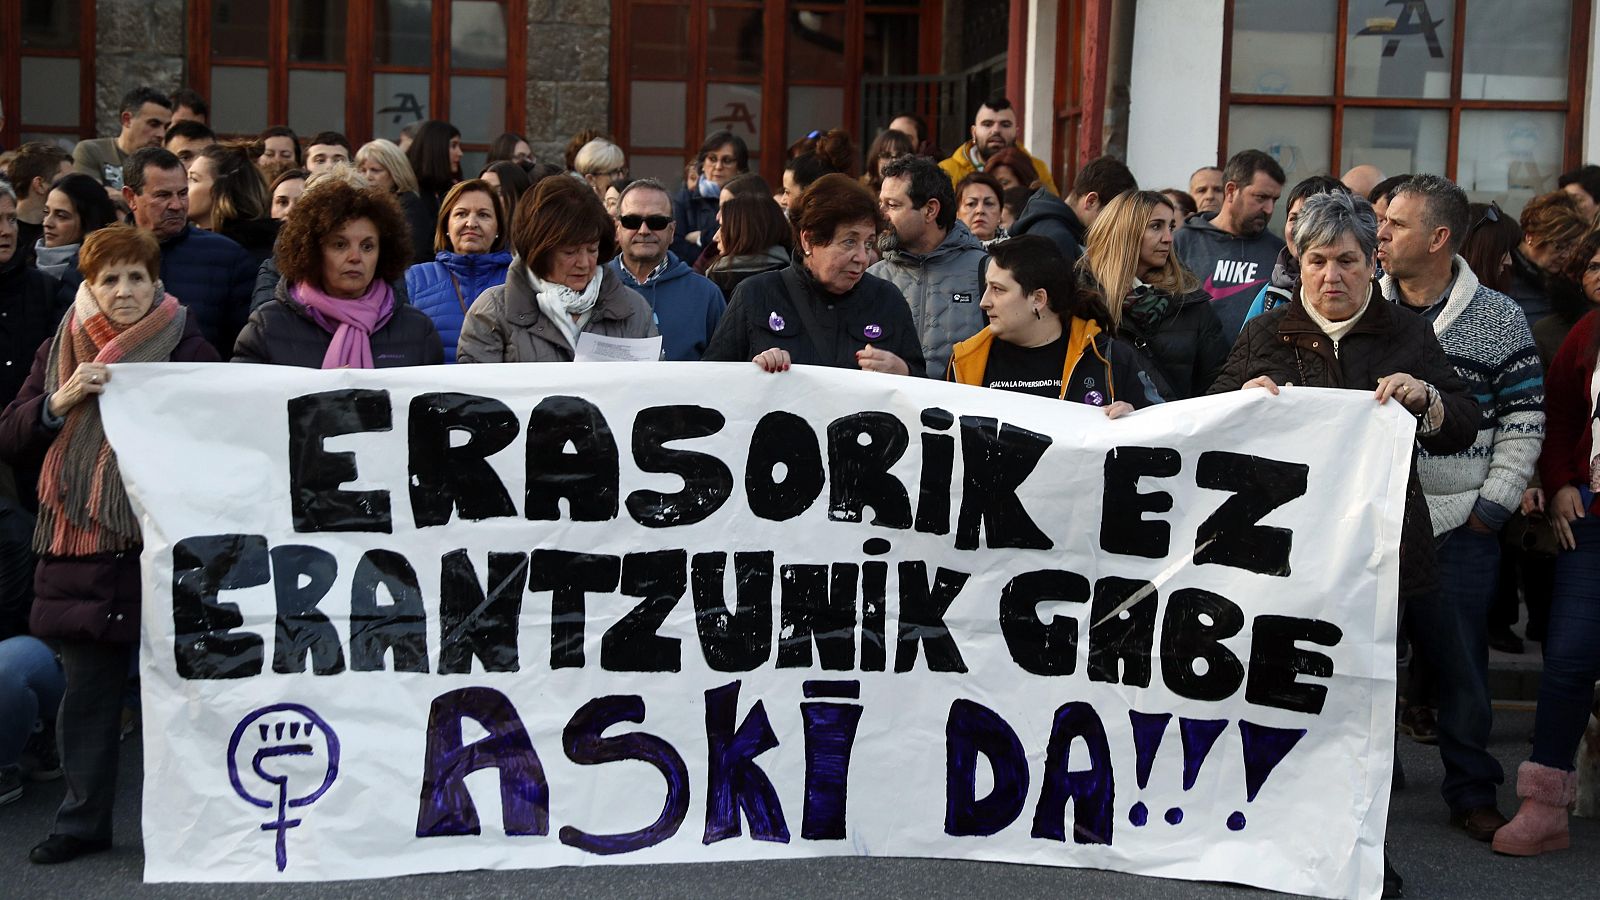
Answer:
[{"left": 3, "top": 0, "right": 1594, "bottom": 212}]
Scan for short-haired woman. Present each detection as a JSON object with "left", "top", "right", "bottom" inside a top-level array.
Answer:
[
  {"left": 574, "top": 139, "right": 628, "bottom": 200},
  {"left": 0, "top": 225, "right": 219, "bottom": 865},
  {"left": 703, "top": 173, "right": 921, "bottom": 375},
  {"left": 955, "top": 171, "right": 1005, "bottom": 243},
  {"left": 457, "top": 175, "right": 655, "bottom": 363},
  {"left": 673, "top": 131, "right": 748, "bottom": 259},
  {"left": 947, "top": 234, "right": 1165, "bottom": 416},
  {"left": 405, "top": 179, "right": 513, "bottom": 363},
  {"left": 233, "top": 182, "right": 442, "bottom": 367}
]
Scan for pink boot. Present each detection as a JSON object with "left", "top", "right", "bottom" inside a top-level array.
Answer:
[{"left": 1492, "top": 762, "right": 1577, "bottom": 856}]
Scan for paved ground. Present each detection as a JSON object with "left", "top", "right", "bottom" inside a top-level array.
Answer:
[{"left": 3, "top": 702, "right": 1596, "bottom": 899}]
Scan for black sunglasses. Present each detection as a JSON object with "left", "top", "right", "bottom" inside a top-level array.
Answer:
[
  {"left": 1466, "top": 202, "right": 1501, "bottom": 237},
  {"left": 618, "top": 214, "right": 673, "bottom": 230}
]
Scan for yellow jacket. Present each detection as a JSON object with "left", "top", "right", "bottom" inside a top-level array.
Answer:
[
  {"left": 945, "top": 316, "right": 1109, "bottom": 401},
  {"left": 938, "top": 142, "right": 1059, "bottom": 196}
]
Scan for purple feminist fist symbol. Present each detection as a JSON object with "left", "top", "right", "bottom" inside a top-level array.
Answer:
[
  {"left": 227, "top": 704, "right": 340, "bottom": 872},
  {"left": 768, "top": 311, "right": 787, "bottom": 331}
]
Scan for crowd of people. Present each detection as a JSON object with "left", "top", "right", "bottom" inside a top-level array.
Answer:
[{"left": 1, "top": 84, "right": 1600, "bottom": 896}]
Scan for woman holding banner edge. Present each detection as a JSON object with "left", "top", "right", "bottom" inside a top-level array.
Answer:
[
  {"left": 1207, "top": 191, "right": 1476, "bottom": 898},
  {"left": 0, "top": 226, "right": 221, "bottom": 864}
]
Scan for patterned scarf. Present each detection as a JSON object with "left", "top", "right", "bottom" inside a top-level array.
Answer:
[
  {"left": 1122, "top": 282, "right": 1172, "bottom": 333},
  {"left": 34, "top": 282, "right": 185, "bottom": 557}
]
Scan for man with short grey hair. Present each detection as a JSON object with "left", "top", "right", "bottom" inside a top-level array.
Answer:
[
  {"left": 1379, "top": 173, "right": 1544, "bottom": 844},
  {"left": 606, "top": 178, "right": 725, "bottom": 360}
]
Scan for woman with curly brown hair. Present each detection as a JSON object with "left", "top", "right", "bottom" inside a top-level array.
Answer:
[{"left": 232, "top": 181, "right": 442, "bottom": 367}]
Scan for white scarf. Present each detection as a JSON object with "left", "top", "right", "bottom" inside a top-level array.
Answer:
[{"left": 531, "top": 265, "right": 603, "bottom": 350}]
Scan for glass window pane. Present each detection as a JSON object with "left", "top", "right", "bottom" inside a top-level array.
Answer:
[
  {"left": 21, "top": 0, "right": 80, "bottom": 50},
  {"left": 1228, "top": 105, "right": 1332, "bottom": 237},
  {"left": 630, "top": 81, "right": 688, "bottom": 149},
  {"left": 461, "top": 151, "right": 488, "bottom": 180},
  {"left": 708, "top": 6, "right": 764, "bottom": 78},
  {"left": 1229, "top": 0, "right": 1336, "bottom": 96},
  {"left": 212, "top": 0, "right": 271, "bottom": 60},
  {"left": 1457, "top": 111, "right": 1566, "bottom": 218},
  {"left": 374, "top": 0, "right": 433, "bottom": 66},
  {"left": 1345, "top": 0, "right": 1454, "bottom": 99},
  {"left": 289, "top": 70, "right": 346, "bottom": 138},
  {"left": 865, "top": 14, "right": 919, "bottom": 77},
  {"left": 707, "top": 84, "right": 763, "bottom": 151},
  {"left": 629, "top": 5, "right": 690, "bottom": 80},
  {"left": 452, "top": 0, "right": 508, "bottom": 69},
  {"left": 787, "top": 85, "right": 845, "bottom": 146},
  {"left": 788, "top": 10, "right": 845, "bottom": 80},
  {"left": 450, "top": 76, "right": 504, "bottom": 145},
  {"left": 1340, "top": 108, "right": 1447, "bottom": 180},
  {"left": 19, "top": 57, "right": 80, "bottom": 128},
  {"left": 290, "top": 0, "right": 347, "bottom": 63},
  {"left": 211, "top": 66, "right": 269, "bottom": 136},
  {"left": 374, "top": 73, "right": 431, "bottom": 142},
  {"left": 19, "top": 133, "right": 77, "bottom": 154},
  {"left": 1462, "top": 0, "right": 1569, "bottom": 101},
  {"left": 630, "top": 154, "right": 692, "bottom": 190}
]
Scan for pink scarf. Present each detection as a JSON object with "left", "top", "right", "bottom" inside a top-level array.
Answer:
[{"left": 291, "top": 279, "right": 395, "bottom": 369}]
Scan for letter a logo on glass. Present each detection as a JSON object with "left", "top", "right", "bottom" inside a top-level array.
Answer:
[{"left": 227, "top": 704, "right": 341, "bottom": 872}]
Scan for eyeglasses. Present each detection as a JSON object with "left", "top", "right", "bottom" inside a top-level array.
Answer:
[
  {"left": 1466, "top": 202, "right": 1501, "bottom": 237},
  {"left": 619, "top": 214, "right": 673, "bottom": 231},
  {"left": 600, "top": 167, "right": 628, "bottom": 179},
  {"left": 704, "top": 155, "right": 739, "bottom": 167}
]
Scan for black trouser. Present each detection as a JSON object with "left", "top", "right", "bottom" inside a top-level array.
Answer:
[{"left": 50, "top": 640, "right": 132, "bottom": 841}]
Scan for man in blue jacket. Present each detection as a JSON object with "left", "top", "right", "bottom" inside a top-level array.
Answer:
[
  {"left": 123, "top": 148, "right": 256, "bottom": 357},
  {"left": 607, "top": 179, "right": 726, "bottom": 361}
]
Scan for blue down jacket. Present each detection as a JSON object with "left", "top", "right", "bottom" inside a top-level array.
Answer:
[{"left": 405, "top": 250, "right": 514, "bottom": 363}]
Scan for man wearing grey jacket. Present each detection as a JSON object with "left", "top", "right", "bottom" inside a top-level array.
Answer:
[{"left": 870, "top": 155, "right": 988, "bottom": 378}]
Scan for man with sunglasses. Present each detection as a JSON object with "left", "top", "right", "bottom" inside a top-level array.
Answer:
[
  {"left": 608, "top": 179, "right": 727, "bottom": 361},
  {"left": 1378, "top": 174, "right": 1545, "bottom": 846}
]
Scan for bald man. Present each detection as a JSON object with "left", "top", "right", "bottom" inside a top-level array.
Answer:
[{"left": 1341, "top": 164, "right": 1386, "bottom": 201}]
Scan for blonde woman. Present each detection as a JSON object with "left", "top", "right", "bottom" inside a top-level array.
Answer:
[
  {"left": 1078, "top": 190, "right": 1228, "bottom": 399},
  {"left": 356, "top": 139, "right": 433, "bottom": 264},
  {"left": 574, "top": 139, "right": 627, "bottom": 199}
]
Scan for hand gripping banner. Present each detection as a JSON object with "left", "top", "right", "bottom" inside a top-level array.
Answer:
[{"left": 100, "top": 362, "right": 1412, "bottom": 897}]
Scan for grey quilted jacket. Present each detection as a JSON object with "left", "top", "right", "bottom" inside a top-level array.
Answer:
[{"left": 868, "top": 221, "right": 988, "bottom": 378}]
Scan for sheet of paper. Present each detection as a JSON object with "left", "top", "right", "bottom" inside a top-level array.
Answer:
[{"left": 574, "top": 332, "right": 662, "bottom": 362}]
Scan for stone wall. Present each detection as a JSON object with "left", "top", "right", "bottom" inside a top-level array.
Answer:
[
  {"left": 93, "top": 0, "right": 186, "bottom": 136},
  {"left": 525, "top": 0, "right": 613, "bottom": 167}
]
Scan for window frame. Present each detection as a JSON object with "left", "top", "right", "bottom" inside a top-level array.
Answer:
[
  {"left": 186, "top": 0, "right": 526, "bottom": 161},
  {"left": 611, "top": 0, "right": 939, "bottom": 189},
  {"left": 1, "top": 0, "right": 97, "bottom": 148},
  {"left": 1219, "top": 0, "right": 1592, "bottom": 178}
]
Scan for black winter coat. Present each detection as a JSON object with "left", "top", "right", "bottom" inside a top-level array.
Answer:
[
  {"left": 219, "top": 217, "right": 281, "bottom": 266},
  {"left": 232, "top": 278, "right": 444, "bottom": 367},
  {"left": 703, "top": 263, "right": 925, "bottom": 374},
  {"left": 401, "top": 191, "right": 436, "bottom": 265},
  {"left": 0, "top": 258, "right": 69, "bottom": 509},
  {"left": 1118, "top": 288, "right": 1229, "bottom": 400},
  {"left": 1207, "top": 289, "right": 1477, "bottom": 599}
]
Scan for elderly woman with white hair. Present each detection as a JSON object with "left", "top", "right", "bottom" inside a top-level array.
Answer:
[
  {"left": 573, "top": 139, "right": 626, "bottom": 200},
  {"left": 1208, "top": 190, "right": 1478, "bottom": 896}
]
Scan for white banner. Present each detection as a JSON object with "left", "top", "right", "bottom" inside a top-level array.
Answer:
[{"left": 101, "top": 363, "right": 1410, "bottom": 898}]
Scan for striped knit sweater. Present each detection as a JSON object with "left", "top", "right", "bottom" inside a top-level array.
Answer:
[{"left": 1382, "top": 257, "right": 1544, "bottom": 536}]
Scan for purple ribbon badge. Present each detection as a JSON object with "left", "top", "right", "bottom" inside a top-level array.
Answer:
[
  {"left": 863, "top": 323, "right": 883, "bottom": 340},
  {"left": 768, "top": 311, "right": 786, "bottom": 331}
]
